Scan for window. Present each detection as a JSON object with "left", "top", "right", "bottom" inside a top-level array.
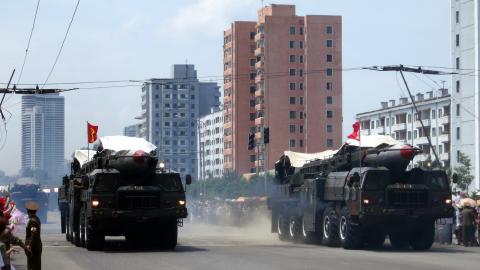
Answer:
[
  {"left": 249, "top": 72, "right": 256, "bottom": 80},
  {"left": 327, "top": 96, "right": 333, "bottom": 104},
  {"left": 439, "top": 145, "right": 443, "bottom": 154},
  {"left": 190, "top": 94, "right": 195, "bottom": 99},
  {"left": 289, "top": 69, "right": 296, "bottom": 76},
  {"left": 289, "top": 125, "right": 296, "bottom": 133},
  {"left": 326, "top": 82, "right": 333, "bottom": 90},
  {"left": 250, "top": 99, "right": 255, "bottom": 107},
  {"left": 414, "top": 130, "right": 417, "bottom": 139},
  {"left": 432, "top": 127, "right": 436, "bottom": 136},
  {"left": 290, "top": 26, "right": 296, "bottom": 35},
  {"left": 327, "top": 54, "right": 333, "bottom": 62},
  {"left": 299, "top": 55, "right": 304, "bottom": 63},
  {"left": 299, "top": 41, "right": 304, "bottom": 49},
  {"left": 326, "top": 68, "right": 333, "bottom": 76},
  {"left": 456, "top": 80, "right": 460, "bottom": 93},
  {"left": 250, "top": 85, "right": 256, "bottom": 94},
  {"left": 456, "top": 104, "right": 460, "bottom": 116},
  {"left": 299, "top": 69, "right": 304, "bottom": 77},
  {"left": 456, "top": 57, "right": 460, "bottom": 69},
  {"left": 456, "top": 34, "right": 460, "bottom": 47},
  {"left": 299, "top": 140, "right": 304, "bottom": 147},
  {"left": 299, "top": 27, "right": 304, "bottom": 35},
  {"left": 327, "top": 139, "right": 333, "bottom": 147},
  {"left": 299, "top": 83, "right": 304, "bottom": 90},
  {"left": 408, "top": 131, "right": 411, "bottom": 140},
  {"left": 456, "top": 11, "right": 459, "bottom": 23},
  {"left": 300, "top": 111, "right": 304, "bottom": 119},
  {"left": 290, "top": 97, "right": 296, "bottom": 104},
  {"left": 250, "top": 113, "right": 256, "bottom": 121},
  {"left": 326, "top": 39, "right": 333, "bottom": 48},
  {"left": 250, "top": 32, "right": 255, "bottom": 39},
  {"left": 289, "top": 82, "right": 296, "bottom": 90},
  {"left": 289, "top": 139, "right": 296, "bottom": 147},
  {"left": 326, "top": 26, "right": 333, "bottom": 34},
  {"left": 250, "top": 59, "right": 255, "bottom": 66},
  {"left": 289, "top": 40, "right": 295, "bottom": 48},
  {"left": 300, "top": 97, "right": 304, "bottom": 104},
  {"left": 432, "top": 109, "right": 436, "bottom": 119},
  {"left": 327, "top": 125, "right": 333, "bottom": 133},
  {"left": 250, "top": 155, "right": 256, "bottom": 162},
  {"left": 299, "top": 125, "right": 304, "bottom": 133},
  {"left": 289, "top": 111, "right": 296, "bottom": 119},
  {"left": 290, "top": 55, "right": 296, "bottom": 63},
  {"left": 408, "top": 114, "right": 412, "bottom": 123},
  {"left": 327, "top": 110, "right": 333, "bottom": 118},
  {"left": 457, "top": 150, "right": 461, "bottom": 162},
  {"left": 456, "top": 127, "right": 460, "bottom": 140}
]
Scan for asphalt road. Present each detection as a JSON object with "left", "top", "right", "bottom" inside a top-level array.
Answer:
[{"left": 9, "top": 212, "right": 480, "bottom": 270}]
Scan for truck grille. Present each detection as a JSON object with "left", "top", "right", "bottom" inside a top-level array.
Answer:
[
  {"left": 118, "top": 193, "right": 160, "bottom": 209},
  {"left": 387, "top": 189, "right": 428, "bottom": 208}
]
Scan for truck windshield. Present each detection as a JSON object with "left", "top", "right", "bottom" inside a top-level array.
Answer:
[
  {"left": 151, "top": 174, "right": 182, "bottom": 191},
  {"left": 427, "top": 171, "right": 450, "bottom": 191},
  {"left": 362, "top": 171, "right": 390, "bottom": 190},
  {"left": 93, "top": 174, "right": 118, "bottom": 193}
]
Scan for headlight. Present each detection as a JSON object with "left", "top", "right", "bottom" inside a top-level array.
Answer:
[
  {"left": 158, "top": 162, "right": 166, "bottom": 169},
  {"left": 178, "top": 200, "right": 185, "bottom": 206},
  {"left": 92, "top": 200, "right": 100, "bottom": 207},
  {"left": 445, "top": 199, "right": 452, "bottom": 204},
  {"left": 363, "top": 199, "right": 370, "bottom": 204}
]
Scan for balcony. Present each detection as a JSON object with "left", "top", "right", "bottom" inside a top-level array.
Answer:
[
  {"left": 255, "top": 131, "right": 263, "bottom": 140},
  {"left": 255, "top": 103, "right": 264, "bottom": 111},
  {"left": 254, "top": 32, "right": 264, "bottom": 42},
  {"left": 254, "top": 47, "right": 264, "bottom": 56},
  {"left": 255, "top": 60, "right": 264, "bottom": 70},
  {"left": 255, "top": 73, "right": 264, "bottom": 84},
  {"left": 255, "top": 117, "right": 265, "bottom": 126},
  {"left": 255, "top": 88, "right": 264, "bottom": 98},
  {"left": 415, "top": 119, "right": 431, "bottom": 127}
]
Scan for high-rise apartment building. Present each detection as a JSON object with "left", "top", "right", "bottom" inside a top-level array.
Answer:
[
  {"left": 198, "top": 108, "right": 224, "bottom": 180},
  {"left": 223, "top": 4, "right": 342, "bottom": 175},
  {"left": 123, "top": 124, "right": 141, "bottom": 137},
  {"left": 451, "top": 0, "right": 480, "bottom": 190},
  {"left": 357, "top": 89, "right": 451, "bottom": 168},
  {"left": 21, "top": 94, "right": 65, "bottom": 184},
  {"left": 139, "top": 64, "right": 220, "bottom": 179}
]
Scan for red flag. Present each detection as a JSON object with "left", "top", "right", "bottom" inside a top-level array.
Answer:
[
  {"left": 347, "top": 121, "right": 360, "bottom": 141},
  {"left": 87, "top": 122, "right": 98, "bottom": 143}
]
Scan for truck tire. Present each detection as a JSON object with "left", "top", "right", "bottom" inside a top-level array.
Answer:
[
  {"left": 364, "top": 231, "right": 385, "bottom": 248},
  {"left": 288, "top": 217, "right": 302, "bottom": 242},
  {"left": 409, "top": 221, "right": 434, "bottom": 250},
  {"left": 65, "top": 215, "right": 70, "bottom": 242},
  {"left": 85, "top": 213, "right": 104, "bottom": 251},
  {"left": 161, "top": 219, "right": 178, "bottom": 250},
  {"left": 301, "top": 215, "right": 318, "bottom": 244},
  {"left": 80, "top": 208, "right": 86, "bottom": 248},
  {"left": 338, "top": 207, "right": 363, "bottom": 249},
  {"left": 322, "top": 207, "right": 339, "bottom": 246},
  {"left": 389, "top": 231, "right": 409, "bottom": 249},
  {"left": 277, "top": 214, "right": 289, "bottom": 241}
]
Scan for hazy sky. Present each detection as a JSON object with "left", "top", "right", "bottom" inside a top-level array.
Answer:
[{"left": 0, "top": 0, "right": 452, "bottom": 175}]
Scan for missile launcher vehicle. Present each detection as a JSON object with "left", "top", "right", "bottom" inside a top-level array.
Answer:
[
  {"left": 58, "top": 136, "right": 191, "bottom": 251},
  {"left": 269, "top": 135, "right": 453, "bottom": 250}
]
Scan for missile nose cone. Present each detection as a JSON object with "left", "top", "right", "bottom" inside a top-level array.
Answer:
[
  {"left": 400, "top": 144, "right": 415, "bottom": 160},
  {"left": 133, "top": 150, "right": 146, "bottom": 164}
]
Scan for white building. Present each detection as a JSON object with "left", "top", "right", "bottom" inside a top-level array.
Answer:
[
  {"left": 198, "top": 108, "right": 224, "bottom": 180},
  {"left": 451, "top": 0, "right": 480, "bottom": 190},
  {"left": 138, "top": 64, "right": 220, "bottom": 179},
  {"left": 21, "top": 94, "right": 65, "bottom": 184},
  {"left": 356, "top": 89, "right": 451, "bottom": 168},
  {"left": 123, "top": 124, "right": 141, "bottom": 137}
]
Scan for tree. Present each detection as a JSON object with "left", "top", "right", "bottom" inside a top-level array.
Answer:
[{"left": 453, "top": 152, "right": 474, "bottom": 192}]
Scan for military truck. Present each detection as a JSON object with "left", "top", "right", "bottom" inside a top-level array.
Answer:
[
  {"left": 58, "top": 136, "right": 191, "bottom": 251},
  {"left": 269, "top": 135, "right": 454, "bottom": 250},
  {"left": 10, "top": 177, "right": 49, "bottom": 222}
]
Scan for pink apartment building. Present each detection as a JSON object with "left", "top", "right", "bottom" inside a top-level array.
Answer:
[{"left": 223, "top": 4, "right": 342, "bottom": 175}]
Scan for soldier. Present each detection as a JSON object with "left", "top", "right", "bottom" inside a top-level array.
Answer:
[
  {"left": 0, "top": 215, "right": 26, "bottom": 270},
  {"left": 25, "top": 201, "right": 42, "bottom": 270}
]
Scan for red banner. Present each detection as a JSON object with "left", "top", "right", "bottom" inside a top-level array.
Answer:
[{"left": 87, "top": 122, "right": 98, "bottom": 143}]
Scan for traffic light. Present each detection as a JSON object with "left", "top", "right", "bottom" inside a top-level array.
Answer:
[
  {"left": 263, "top": 127, "right": 269, "bottom": 144},
  {"left": 248, "top": 132, "right": 255, "bottom": 150}
]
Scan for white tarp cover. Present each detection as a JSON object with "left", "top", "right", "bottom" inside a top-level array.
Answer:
[
  {"left": 73, "top": 150, "right": 96, "bottom": 167},
  {"left": 283, "top": 150, "right": 338, "bottom": 168},
  {"left": 345, "top": 134, "right": 399, "bottom": 148},
  {"left": 99, "top": 136, "right": 156, "bottom": 154}
]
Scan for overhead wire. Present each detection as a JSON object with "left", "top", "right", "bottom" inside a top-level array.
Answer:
[{"left": 41, "top": 0, "right": 81, "bottom": 89}]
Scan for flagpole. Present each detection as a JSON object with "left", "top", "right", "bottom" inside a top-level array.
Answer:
[{"left": 87, "top": 121, "right": 90, "bottom": 162}]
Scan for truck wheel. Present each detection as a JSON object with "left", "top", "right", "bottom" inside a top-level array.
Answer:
[
  {"left": 321, "top": 207, "right": 339, "bottom": 246},
  {"left": 161, "top": 219, "right": 178, "bottom": 250},
  {"left": 79, "top": 208, "right": 86, "bottom": 248},
  {"left": 338, "top": 207, "right": 363, "bottom": 250},
  {"left": 389, "top": 231, "right": 409, "bottom": 249},
  {"left": 409, "top": 222, "right": 434, "bottom": 250},
  {"left": 301, "top": 216, "right": 318, "bottom": 244},
  {"left": 288, "top": 217, "right": 302, "bottom": 242},
  {"left": 364, "top": 231, "right": 385, "bottom": 249},
  {"left": 65, "top": 215, "right": 70, "bottom": 242},
  {"left": 277, "top": 214, "right": 289, "bottom": 241},
  {"left": 85, "top": 215, "right": 104, "bottom": 251}
]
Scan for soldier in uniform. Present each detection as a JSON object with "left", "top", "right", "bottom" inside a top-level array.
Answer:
[{"left": 25, "top": 201, "right": 42, "bottom": 270}]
